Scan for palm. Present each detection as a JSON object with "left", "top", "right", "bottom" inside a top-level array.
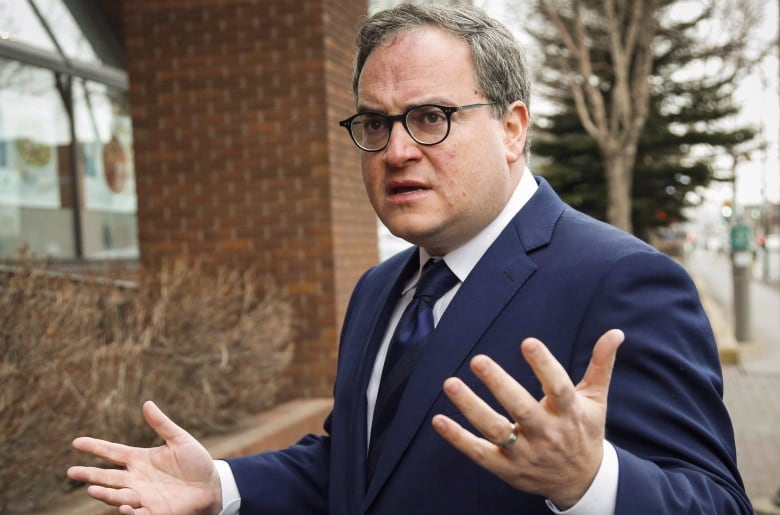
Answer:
[
  {"left": 123, "top": 438, "right": 216, "bottom": 513},
  {"left": 68, "top": 401, "right": 221, "bottom": 515}
]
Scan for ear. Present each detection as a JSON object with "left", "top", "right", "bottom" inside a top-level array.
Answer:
[{"left": 502, "top": 100, "right": 529, "bottom": 164}]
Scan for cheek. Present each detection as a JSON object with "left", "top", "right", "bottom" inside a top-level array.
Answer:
[
  {"left": 435, "top": 147, "right": 482, "bottom": 197},
  {"left": 429, "top": 146, "right": 459, "bottom": 184},
  {"left": 360, "top": 160, "right": 386, "bottom": 212},
  {"left": 361, "top": 157, "right": 379, "bottom": 189}
]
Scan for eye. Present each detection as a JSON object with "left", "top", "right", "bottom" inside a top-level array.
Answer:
[
  {"left": 357, "top": 115, "right": 388, "bottom": 135},
  {"left": 409, "top": 106, "right": 447, "bottom": 127}
]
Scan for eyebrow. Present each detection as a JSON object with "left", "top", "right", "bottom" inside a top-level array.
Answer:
[
  {"left": 355, "top": 99, "right": 456, "bottom": 114},
  {"left": 355, "top": 104, "right": 387, "bottom": 114}
]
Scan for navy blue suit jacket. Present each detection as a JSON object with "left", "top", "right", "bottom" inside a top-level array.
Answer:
[{"left": 227, "top": 178, "right": 751, "bottom": 514}]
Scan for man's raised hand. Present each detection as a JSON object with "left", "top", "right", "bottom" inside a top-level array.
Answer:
[
  {"left": 67, "top": 401, "right": 222, "bottom": 515},
  {"left": 432, "top": 329, "right": 624, "bottom": 509}
]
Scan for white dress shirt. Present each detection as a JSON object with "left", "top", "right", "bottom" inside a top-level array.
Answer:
[{"left": 217, "top": 169, "right": 618, "bottom": 515}]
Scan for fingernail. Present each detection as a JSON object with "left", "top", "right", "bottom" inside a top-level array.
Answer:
[
  {"left": 444, "top": 377, "right": 461, "bottom": 394},
  {"left": 524, "top": 339, "right": 539, "bottom": 354},
  {"left": 471, "top": 355, "right": 488, "bottom": 372}
]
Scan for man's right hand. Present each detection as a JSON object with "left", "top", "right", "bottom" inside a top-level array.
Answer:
[{"left": 67, "top": 400, "right": 223, "bottom": 515}]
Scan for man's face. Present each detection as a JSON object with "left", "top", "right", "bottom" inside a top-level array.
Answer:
[{"left": 356, "top": 27, "right": 527, "bottom": 256}]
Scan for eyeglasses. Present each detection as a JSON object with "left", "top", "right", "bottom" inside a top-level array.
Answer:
[{"left": 338, "top": 103, "right": 496, "bottom": 152}]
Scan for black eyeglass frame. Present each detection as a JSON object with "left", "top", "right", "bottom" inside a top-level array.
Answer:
[{"left": 338, "top": 102, "right": 497, "bottom": 152}]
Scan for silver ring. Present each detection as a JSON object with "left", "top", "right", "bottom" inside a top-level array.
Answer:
[{"left": 497, "top": 423, "right": 518, "bottom": 450}]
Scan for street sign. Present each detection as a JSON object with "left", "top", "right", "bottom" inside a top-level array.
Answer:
[{"left": 730, "top": 224, "right": 751, "bottom": 251}]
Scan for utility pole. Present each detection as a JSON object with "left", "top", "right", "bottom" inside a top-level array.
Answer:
[
  {"left": 729, "top": 214, "right": 752, "bottom": 341},
  {"left": 725, "top": 146, "right": 753, "bottom": 342}
]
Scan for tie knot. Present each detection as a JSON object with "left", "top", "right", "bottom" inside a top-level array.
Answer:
[{"left": 414, "top": 259, "right": 459, "bottom": 303}]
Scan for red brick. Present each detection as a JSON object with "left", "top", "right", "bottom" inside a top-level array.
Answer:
[{"left": 124, "top": 0, "right": 375, "bottom": 399}]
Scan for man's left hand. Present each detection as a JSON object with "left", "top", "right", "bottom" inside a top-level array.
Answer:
[{"left": 432, "top": 329, "right": 624, "bottom": 509}]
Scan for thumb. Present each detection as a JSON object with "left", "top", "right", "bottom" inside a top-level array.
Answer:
[
  {"left": 578, "top": 329, "right": 624, "bottom": 400},
  {"left": 142, "top": 400, "right": 191, "bottom": 444}
]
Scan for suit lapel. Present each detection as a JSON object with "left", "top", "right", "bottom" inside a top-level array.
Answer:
[
  {"left": 341, "top": 249, "right": 419, "bottom": 510},
  {"left": 362, "top": 238, "right": 532, "bottom": 506},
  {"left": 361, "top": 178, "right": 566, "bottom": 509}
]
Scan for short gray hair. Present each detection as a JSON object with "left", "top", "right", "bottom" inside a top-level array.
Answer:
[{"left": 351, "top": 3, "right": 532, "bottom": 154}]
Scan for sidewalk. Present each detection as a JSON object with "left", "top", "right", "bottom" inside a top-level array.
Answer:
[
  {"left": 695, "top": 273, "right": 780, "bottom": 514},
  {"left": 722, "top": 365, "right": 780, "bottom": 514}
]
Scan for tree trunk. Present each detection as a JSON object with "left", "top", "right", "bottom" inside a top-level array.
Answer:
[
  {"left": 603, "top": 148, "right": 634, "bottom": 233},
  {"left": 537, "top": 0, "right": 657, "bottom": 236}
]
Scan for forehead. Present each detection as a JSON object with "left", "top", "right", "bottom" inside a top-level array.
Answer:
[{"left": 356, "top": 26, "right": 477, "bottom": 108}]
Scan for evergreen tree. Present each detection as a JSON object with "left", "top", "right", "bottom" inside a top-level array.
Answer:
[{"left": 529, "top": 1, "right": 762, "bottom": 240}]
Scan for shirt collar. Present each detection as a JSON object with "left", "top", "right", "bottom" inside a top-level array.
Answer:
[{"left": 414, "top": 167, "right": 538, "bottom": 287}]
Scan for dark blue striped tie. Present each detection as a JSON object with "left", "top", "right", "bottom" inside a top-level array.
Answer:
[{"left": 367, "top": 259, "right": 459, "bottom": 481}]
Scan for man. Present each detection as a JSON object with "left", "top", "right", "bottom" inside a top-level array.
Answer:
[{"left": 68, "top": 4, "right": 751, "bottom": 514}]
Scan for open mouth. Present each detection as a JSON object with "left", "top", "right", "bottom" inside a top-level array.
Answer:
[{"left": 391, "top": 185, "right": 426, "bottom": 195}]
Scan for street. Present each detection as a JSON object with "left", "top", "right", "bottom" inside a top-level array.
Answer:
[
  {"left": 685, "top": 247, "right": 780, "bottom": 373},
  {"left": 683, "top": 247, "right": 780, "bottom": 508}
]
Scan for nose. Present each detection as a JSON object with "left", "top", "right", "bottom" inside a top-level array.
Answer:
[{"left": 383, "top": 119, "right": 421, "bottom": 166}]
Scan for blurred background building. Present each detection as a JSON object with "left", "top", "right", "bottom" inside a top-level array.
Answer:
[
  {"left": 0, "top": 0, "right": 474, "bottom": 398},
  {"left": 1, "top": 0, "right": 776, "bottom": 397},
  {"left": 1, "top": 0, "right": 376, "bottom": 399}
]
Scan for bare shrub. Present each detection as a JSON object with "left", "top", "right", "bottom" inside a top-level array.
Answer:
[{"left": 0, "top": 257, "right": 294, "bottom": 512}]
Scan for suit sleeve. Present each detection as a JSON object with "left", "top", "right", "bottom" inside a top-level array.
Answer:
[
  {"left": 225, "top": 420, "right": 331, "bottom": 515},
  {"left": 576, "top": 249, "right": 751, "bottom": 514}
]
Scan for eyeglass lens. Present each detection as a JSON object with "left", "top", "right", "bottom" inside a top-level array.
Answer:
[{"left": 350, "top": 105, "right": 450, "bottom": 151}]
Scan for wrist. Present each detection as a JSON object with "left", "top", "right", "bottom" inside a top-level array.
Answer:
[
  {"left": 548, "top": 444, "right": 604, "bottom": 510},
  {"left": 210, "top": 471, "right": 223, "bottom": 515},
  {"left": 545, "top": 441, "right": 619, "bottom": 514}
]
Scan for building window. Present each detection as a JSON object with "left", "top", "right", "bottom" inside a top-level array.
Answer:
[
  {"left": 74, "top": 80, "right": 138, "bottom": 258},
  {"left": 0, "top": 0, "right": 136, "bottom": 260},
  {"left": 0, "top": 58, "right": 75, "bottom": 257}
]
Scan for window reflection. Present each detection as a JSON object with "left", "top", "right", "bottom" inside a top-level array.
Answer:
[
  {"left": 0, "top": 0, "right": 58, "bottom": 53},
  {"left": 0, "top": 0, "right": 101, "bottom": 64},
  {"left": 0, "top": 2, "right": 135, "bottom": 261},
  {"left": 0, "top": 57, "right": 74, "bottom": 257},
  {"left": 74, "top": 80, "right": 138, "bottom": 258}
]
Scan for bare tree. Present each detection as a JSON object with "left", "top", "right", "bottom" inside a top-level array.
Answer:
[
  {"left": 534, "top": 0, "right": 658, "bottom": 232},
  {"left": 528, "top": 0, "right": 772, "bottom": 233}
]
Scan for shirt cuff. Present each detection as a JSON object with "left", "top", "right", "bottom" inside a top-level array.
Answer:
[
  {"left": 214, "top": 460, "right": 242, "bottom": 515},
  {"left": 545, "top": 441, "right": 619, "bottom": 515}
]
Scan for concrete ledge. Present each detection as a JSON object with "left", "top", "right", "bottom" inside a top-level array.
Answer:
[
  {"left": 203, "top": 397, "right": 332, "bottom": 458},
  {"left": 698, "top": 287, "right": 741, "bottom": 365},
  {"left": 691, "top": 273, "right": 741, "bottom": 365},
  {"left": 41, "top": 398, "right": 332, "bottom": 515}
]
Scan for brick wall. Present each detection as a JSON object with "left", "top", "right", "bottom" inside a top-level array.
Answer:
[{"left": 121, "top": 0, "right": 376, "bottom": 398}]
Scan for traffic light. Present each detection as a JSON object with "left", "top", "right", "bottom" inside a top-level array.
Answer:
[{"left": 721, "top": 200, "right": 734, "bottom": 220}]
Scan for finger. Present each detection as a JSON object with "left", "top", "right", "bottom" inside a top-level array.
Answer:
[
  {"left": 67, "top": 465, "right": 129, "bottom": 489},
  {"left": 468, "top": 354, "right": 540, "bottom": 425},
  {"left": 577, "top": 329, "right": 624, "bottom": 400},
  {"left": 142, "top": 400, "right": 190, "bottom": 444},
  {"left": 119, "top": 507, "right": 152, "bottom": 515},
  {"left": 118, "top": 507, "right": 142, "bottom": 515},
  {"left": 520, "top": 337, "right": 577, "bottom": 415},
  {"left": 441, "top": 376, "right": 522, "bottom": 447},
  {"left": 432, "top": 414, "right": 509, "bottom": 470},
  {"left": 85, "top": 485, "right": 141, "bottom": 508},
  {"left": 468, "top": 354, "right": 546, "bottom": 436},
  {"left": 72, "top": 437, "right": 134, "bottom": 467}
]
